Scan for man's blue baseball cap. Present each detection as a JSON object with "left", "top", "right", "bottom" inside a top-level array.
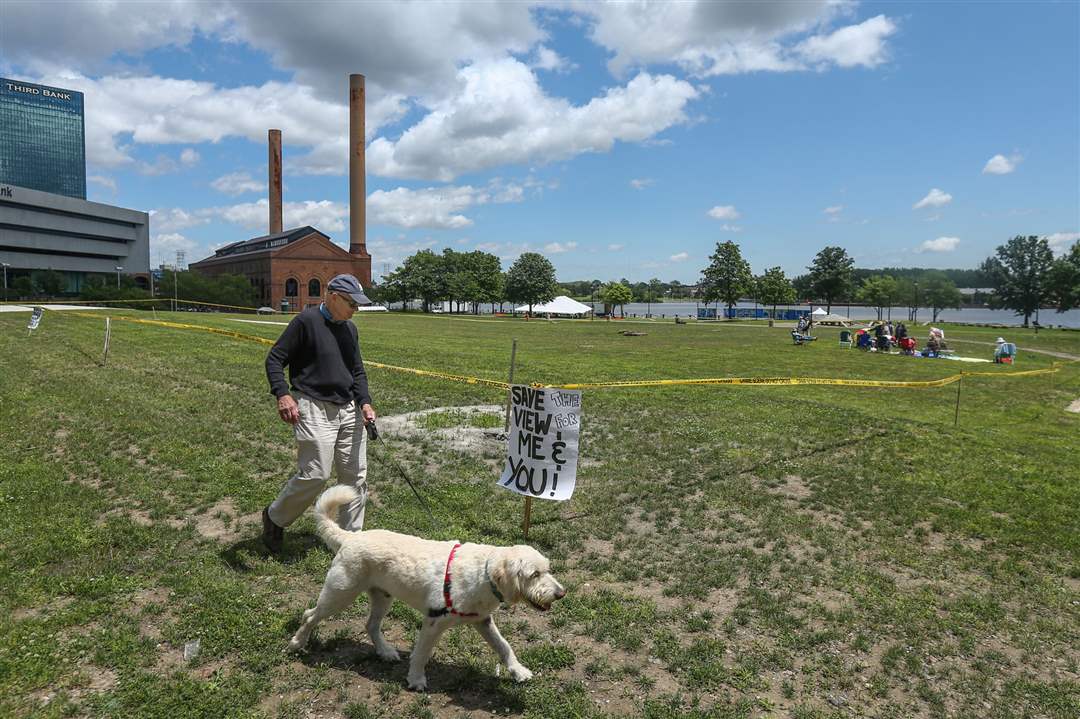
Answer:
[{"left": 327, "top": 274, "right": 371, "bottom": 305}]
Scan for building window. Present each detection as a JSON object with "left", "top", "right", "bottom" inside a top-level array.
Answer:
[
  {"left": 308, "top": 278, "right": 321, "bottom": 297},
  {"left": 285, "top": 278, "right": 298, "bottom": 297}
]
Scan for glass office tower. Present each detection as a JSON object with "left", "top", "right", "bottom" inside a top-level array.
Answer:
[{"left": 0, "top": 78, "right": 86, "bottom": 199}]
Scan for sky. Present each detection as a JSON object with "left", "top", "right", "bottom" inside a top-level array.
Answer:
[{"left": 1, "top": 0, "right": 1077, "bottom": 284}]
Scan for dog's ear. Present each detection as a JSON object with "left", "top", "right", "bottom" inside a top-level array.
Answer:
[{"left": 491, "top": 550, "right": 522, "bottom": 603}]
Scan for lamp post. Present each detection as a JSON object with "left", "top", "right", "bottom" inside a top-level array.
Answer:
[
  {"left": 1, "top": 262, "right": 9, "bottom": 302},
  {"left": 115, "top": 266, "right": 123, "bottom": 289},
  {"left": 913, "top": 281, "right": 920, "bottom": 324}
]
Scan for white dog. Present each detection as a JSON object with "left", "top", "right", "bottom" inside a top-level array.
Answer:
[{"left": 288, "top": 485, "right": 566, "bottom": 691}]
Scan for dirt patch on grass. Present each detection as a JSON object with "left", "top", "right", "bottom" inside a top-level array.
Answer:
[
  {"left": 192, "top": 499, "right": 247, "bottom": 541},
  {"left": 378, "top": 404, "right": 506, "bottom": 457},
  {"left": 773, "top": 474, "right": 813, "bottom": 500},
  {"left": 1066, "top": 398, "right": 1080, "bottom": 413}
]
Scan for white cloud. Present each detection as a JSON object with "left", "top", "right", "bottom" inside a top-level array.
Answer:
[
  {"left": 795, "top": 15, "right": 897, "bottom": 69},
  {"left": 717, "top": 224, "right": 742, "bottom": 232},
  {"left": 707, "top": 205, "right": 740, "bottom": 220},
  {"left": 917, "top": 236, "right": 960, "bottom": 253},
  {"left": 211, "top": 198, "right": 350, "bottom": 233},
  {"left": 87, "top": 174, "right": 117, "bottom": 193},
  {"left": 983, "top": 153, "right": 1022, "bottom": 175},
  {"left": 30, "top": 72, "right": 406, "bottom": 174},
  {"left": 179, "top": 148, "right": 199, "bottom": 166},
  {"left": 913, "top": 188, "right": 952, "bottom": 210},
  {"left": 211, "top": 172, "right": 266, "bottom": 196},
  {"left": 670, "top": 252, "right": 689, "bottom": 262},
  {"left": 823, "top": 205, "right": 843, "bottom": 215},
  {"left": 533, "top": 45, "right": 575, "bottom": 73},
  {"left": 149, "top": 207, "right": 210, "bottom": 234},
  {"left": 544, "top": 242, "right": 578, "bottom": 254},
  {"left": 579, "top": 2, "right": 897, "bottom": 77},
  {"left": 368, "top": 236, "right": 439, "bottom": 272},
  {"left": 1046, "top": 232, "right": 1080, "bottom": 254},
  {"left": 367, "top": 181, "right": 524, "bottom": 229},
  {"left": 608, "top": 243, "right": 624, "bottom": 251},
  {"left": 630, "top": 178, "right": 653, "bottom": 190},
  {"left": 150, "top": 232, "right": 199, "bottom": 259},
  {"left": 368, "top": 59, "right": 698, "bottom": 181}
]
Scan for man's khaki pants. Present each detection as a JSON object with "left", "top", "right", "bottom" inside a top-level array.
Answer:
[{"left": 268, "top": 395, "right": 367, "bottom": 531}]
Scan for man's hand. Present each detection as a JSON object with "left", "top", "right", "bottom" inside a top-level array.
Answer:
[
  {"left": 277, "top": 395, "right": 300, "bottom": 425},
  {"left": 361, "top": 403, "right": 376, "bottom": 425}
]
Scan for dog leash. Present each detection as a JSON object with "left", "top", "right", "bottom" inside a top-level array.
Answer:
[{"left": 365, "top": 421, "right": 440, "bottom": 527}]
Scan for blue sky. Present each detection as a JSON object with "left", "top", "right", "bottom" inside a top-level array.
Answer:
[{"left": 2, "top": 1, "right": 1076, "bottom": 283}]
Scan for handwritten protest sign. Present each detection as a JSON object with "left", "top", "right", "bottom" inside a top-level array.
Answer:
[
  {"left": 499, "top": 385, "right": 581, "bottom": 501},
  {"left": 27, "top": 306, "right": 43, "bottom": 332}
]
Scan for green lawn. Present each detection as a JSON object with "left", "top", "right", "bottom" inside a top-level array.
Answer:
[{"left": 1, "top": 309, "right": 1077, "bottom": 718}]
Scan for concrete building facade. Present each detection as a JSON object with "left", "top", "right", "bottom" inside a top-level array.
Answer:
[{"left": 0, "top": 183, "right": 150, "bottom": 293}]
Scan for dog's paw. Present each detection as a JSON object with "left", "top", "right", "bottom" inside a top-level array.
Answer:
[
  {"left": 286, "top": 637, "right": 307, "bottom": 653},
  {"left": 376, "top": 645, "right": 401, "bottom": 662},
  {"left": 407, "top": 675, "right": 428, "bottom": 692},
  {"left": 508, "top": 664, "right": 534, "bottom": 683}
]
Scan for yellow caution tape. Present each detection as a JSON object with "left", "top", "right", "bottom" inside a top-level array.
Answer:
[
  {"left": 549, "top": 375, "right": 964, "bottom": 389},
  {"left": 361, "top": 362, "right": 511, "bottom": 389},
  {"left": 61, "top": 311, "right": 1066, "bottom": 392}
]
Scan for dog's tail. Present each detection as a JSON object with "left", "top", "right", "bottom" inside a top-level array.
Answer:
[{"left": 312, "top": 485, "right": 360, "bottom": 552}]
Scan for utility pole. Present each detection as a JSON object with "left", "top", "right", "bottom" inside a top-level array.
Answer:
[{"left": 174, "top": 250, "right": 184, "bottom": 312}]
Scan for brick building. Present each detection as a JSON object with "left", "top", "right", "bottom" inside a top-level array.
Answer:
[{"left": 189, "top": 226, "right": 371, "bottom": 311}]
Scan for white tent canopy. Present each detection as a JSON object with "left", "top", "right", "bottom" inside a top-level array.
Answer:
[
  {"left": 514, "top": 295, "right": 593, "bottom": 315},
  {"left": 809, "top": 308, "right": 851, "bottom": 326}
]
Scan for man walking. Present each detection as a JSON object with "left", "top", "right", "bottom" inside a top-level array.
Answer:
[{"left": 260, "top": 274, "right": 376, "bottom": 554}]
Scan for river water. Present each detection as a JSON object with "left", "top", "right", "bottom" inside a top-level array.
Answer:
[
  {"left": 415, "top": 300, "right": 1080, "bottom": 327},
  {"left": 582, "top": 302, "right": 1080, "bottom": 328}
]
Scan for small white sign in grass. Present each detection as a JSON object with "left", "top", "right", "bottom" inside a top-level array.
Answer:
[{"left": 499, "top": 385, "right": 581, "bottom": 501}]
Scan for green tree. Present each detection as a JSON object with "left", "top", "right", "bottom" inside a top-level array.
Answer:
[
  {"left": 755, "top": 267, "right": 796, "bottom": 319},
  {"left": 12, "top": 276, "right": 35, "bottom": 299},
  {"left": 700, "top": 241, "right": 753, "bottom": 317},
  {"left": 1047, "top": 241, "right": 1080, "bottom": 312},
  {"left": 980, "top": 235, "right": 1055, "bottom": 327},
  {"left": 600, "top": 281, "right": 633, "bottom": 317},
  {"left": 807, "top": 246, "right": 854, "bottom": 313},
  {"left": 454, "top": 250, "right": 503, "bottom": 313},
  {"left": 380, "top": 268, "right": 411, "bottom": 309},
  {"left": 921, "top": 272, "right": 963, "bottom": 323},
  {"left": 856, "top": 275, "right": 898, "bottom": 321},
  {"left": 39, "top": 270, "right": 66, "bottom": 296},
  {"left": 895, "top": 277, "right": 921, "bottom": 322},
  {"left": 646, "top": 277, "right": 664, "bottom": 315},
  {"left": 442, "top": 249, "right": 466, "bottom": 312},
  {"left": 505, "top": 252, "right": 558, "bottom": 315},
  {"left": 398, "top": 250, "right": 447, "bottom": 312}
]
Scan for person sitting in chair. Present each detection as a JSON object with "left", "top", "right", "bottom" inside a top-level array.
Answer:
[
  {"left": 994, "top": 337, "right": 1016, "bottom": 364},
  {"left": 873, "top": 322, "right": 889, "bottom": 351}
]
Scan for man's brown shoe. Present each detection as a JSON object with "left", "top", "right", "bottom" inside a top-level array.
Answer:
[{"left": 261, "top": 507, "right": 284, "bottom": 554}]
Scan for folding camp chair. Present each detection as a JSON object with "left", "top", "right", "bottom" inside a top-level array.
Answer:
[
  {"left": 994, "top": 342, "right": 1017, "bottom": 364},
  {"left": 839, "top": 330, "right": 853, "bottom": 348}
]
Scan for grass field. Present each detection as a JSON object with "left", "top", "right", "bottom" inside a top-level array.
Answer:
[{"left": 1, "top": 309, "right": 1078, "bottom": 718}]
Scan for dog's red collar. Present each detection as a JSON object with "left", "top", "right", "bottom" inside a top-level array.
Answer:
[{"left": 438, "top": 542, "right": 479, "bottom": 618}]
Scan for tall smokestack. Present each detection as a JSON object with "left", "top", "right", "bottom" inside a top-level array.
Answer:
[
  {"left": 268, "top": 129, "right": 283, "bottom": 234},
  {"left": 349, "top": 74, "right": 371, "bottom": 284}
]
